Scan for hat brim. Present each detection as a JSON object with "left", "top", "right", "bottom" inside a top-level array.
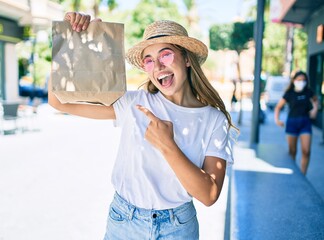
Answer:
[{"left": 126, "top": 36, "right": 208, "bottom": 71}]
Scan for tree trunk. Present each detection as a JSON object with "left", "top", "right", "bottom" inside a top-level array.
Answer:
[
  {"left": 284, "top": 25, "right": 294, "bottom": 75},
  {"left": 93, "top": 0, "right": 99, "bottom": 18},
  {"left": 236, "top": 51, "right": 243, "bottom": 125}
]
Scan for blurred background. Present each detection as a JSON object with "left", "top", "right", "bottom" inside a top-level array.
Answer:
[
  {"left": 0, "top": 1, "right": 321, "bottom": 116},
  {"left": 0, "top": 0, "right": 314, "bottom": 111},
  {"left": 1, "top": 1, "right": 324, "bottom": 239},
  {"left": 2, "top": 0, "right": 323, "bottom": 134}
]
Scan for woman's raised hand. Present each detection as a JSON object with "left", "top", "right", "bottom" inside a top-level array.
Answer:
[
  {"left": 64, "top": 12, "right": 102, "bottom": 32},
  {"left": 136, "top": 105, "right": 175, "bottom": 153}
]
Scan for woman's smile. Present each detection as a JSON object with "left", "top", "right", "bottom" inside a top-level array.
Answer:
[{"left": 157, "top": 72, "right": 174, "bottom": 88}]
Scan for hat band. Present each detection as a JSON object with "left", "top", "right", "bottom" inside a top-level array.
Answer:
[{"left": 146, "top": 34, "right": 169, "bottom": 40}]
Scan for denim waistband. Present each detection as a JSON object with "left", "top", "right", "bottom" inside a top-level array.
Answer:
[{"left": 111, "top": 192, "right": 195, "bottom": 222}]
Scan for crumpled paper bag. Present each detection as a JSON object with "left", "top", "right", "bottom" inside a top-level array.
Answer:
[{"left": 51, "top": 21, "right": 126, "bottom": 106}]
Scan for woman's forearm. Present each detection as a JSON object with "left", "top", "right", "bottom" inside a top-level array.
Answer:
[
  {"left": 48, "top": 77, "right": 116, "bottom": 119},
  {"left": 161, "top": 141, "right": 224, "bottom": 207}
]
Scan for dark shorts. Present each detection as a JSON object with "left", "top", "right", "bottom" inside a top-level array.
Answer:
[{"left": 286, "top": 116, "right": 312, "bottom": 136}]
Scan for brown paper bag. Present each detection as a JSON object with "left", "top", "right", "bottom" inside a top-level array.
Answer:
[{"left": 51, "top": 21, "right": 126, "bottom": 106}]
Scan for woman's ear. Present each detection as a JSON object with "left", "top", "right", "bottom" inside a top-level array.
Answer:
[{"left": 185, "top": 58, "right": 191, "bottom": 67}]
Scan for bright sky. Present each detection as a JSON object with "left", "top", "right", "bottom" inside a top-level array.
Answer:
[{"left": 118, "top": 0, "right": 255, "bottom": 26}]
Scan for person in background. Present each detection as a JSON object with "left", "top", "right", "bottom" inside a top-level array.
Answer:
[
  {"left": 231, "top": 79, "right": 238, "bottom": 111},
  {"left": 274, "top": 71, "right": 318, "bottom": 175}
]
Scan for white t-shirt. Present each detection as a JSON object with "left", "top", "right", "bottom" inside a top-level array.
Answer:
[{"left": 112, "top": 90, "right": 233, "bottom": 209}]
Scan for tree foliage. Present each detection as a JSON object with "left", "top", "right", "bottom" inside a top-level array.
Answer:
[
  {"left": 261, "top": 22, "right": 307, "bottom": 75},
  {"left": 209, "top": 22, "right": 254, "bottom": 53},
  {"left": 209, "top": 24, "right": 232, "bottom": 51},
  {"left": 209, "top": 21, "right": 254, "bottom": 125},
  {"left": 125, "top": 0, "right": 183, "bottom": 47},
  {"left": 17, "top": 39, "right": 52, "bottom": 86},
  {"left": 293, "top": 27, "right": 307, "bottom": 71},
  {"left": 183, "top": 0, "right": 194, "bottom": 10},
  {"left": 107, "top": 0, "right": 118, "bottom": 10},
  {"left": 233, "top": 0, "right": 307, "bottom": 75},
  {"left": 262, "top": 22, "right": 286, "bottom": 75},
  {"left": 231, "top": 22, "right": 254, "bottom": 52}
]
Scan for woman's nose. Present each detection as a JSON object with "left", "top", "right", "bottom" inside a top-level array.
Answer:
[{"left": 153, "top": 59, "right": 165, "bottom": 71}]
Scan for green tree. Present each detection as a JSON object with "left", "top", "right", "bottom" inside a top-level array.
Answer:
[
  {"left": 293, "top": 27, "right": 307, "bottom": 71},
  {"left": 94, "top": 0, "right": 118, "bottom": 17},
  {"left": 262, "top": 22, "right": 286, "bottom": 75},
  {"left": 209, "top": 21, "right": 254, "bottom": 58},
  {"left": 261, "top": 22, "right": 307, "bottom": 75},
  {"left": 59, "top": 0, "right": 118, "bottom": 16},
  {"left": 209, "top": 24, "right": 232, "bottom": 50},
  {"left": 17, "top": 34, "right": 52, "bottom": 87},
  {"left": 126, "top": 0, "right": 183, "bottom": 47},
  {"left": 246, "top": 0, "right": 307, "bottom": 75},
  {"left": 120, "top": 0, "right": 185, "bottom": 83},
  {"left": 230, "top": 22, "right": 254, "bottom": 52},
  {"left": 182, "top": 0, "right": 198, "bottom": 27},
  {"left": 245, "top": 0, "right": 287, "bottom": 75},
  {"left": 183, "top": 0, "right": 194, "bottom": 12},
  {"left": 209, "top": 21, "right": 254, "bottom": 124}
]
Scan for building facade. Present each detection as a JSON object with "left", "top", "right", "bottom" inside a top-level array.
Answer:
[
  {"left": 0, "top": 0, "right": 63, "bottom": 102},
  {"left": 274, "top": 0, "right": 324, "bottom": 138}
]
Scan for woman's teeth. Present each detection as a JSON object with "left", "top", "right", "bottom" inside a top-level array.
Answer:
[
  {"left": 158, "top": 74, "right": 170, "bottom": 80},
  {"left": 158, "top": 74, "right": 173, "bottom": 86}
]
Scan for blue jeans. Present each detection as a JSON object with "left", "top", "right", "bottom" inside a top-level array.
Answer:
[{"left": 103, "top": 192, "right": 199, "bottom": 240}]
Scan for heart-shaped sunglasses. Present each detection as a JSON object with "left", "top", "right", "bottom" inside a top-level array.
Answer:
[{"left": 142, "top": 49, "right": 175, "bottom": 72}]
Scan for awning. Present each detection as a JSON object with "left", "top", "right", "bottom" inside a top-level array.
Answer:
[
  {"left": 279, "top": 0, "right": 324, "bottom": 24},
  {"left": 0, "top": 0, "right": 64, "bottom": 30}
]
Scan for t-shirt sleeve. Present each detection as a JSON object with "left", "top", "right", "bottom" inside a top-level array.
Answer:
[
  {"left": 283, "top": 90, "right": 290, "bottom": 102},
  {"left": 205, "top": 114, "right": 234, "bottom": 165},
  {"left": 113, "top": 91, "right": 139, "bottom": 127}
]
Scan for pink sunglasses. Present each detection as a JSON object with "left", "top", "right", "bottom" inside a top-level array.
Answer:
[{"left": 142, "top": 49, "right": 175, "bottom": 72}]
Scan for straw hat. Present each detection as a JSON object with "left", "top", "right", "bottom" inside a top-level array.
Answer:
[{"left": 126, "top": 20, "right": 208, "bottom": 70}]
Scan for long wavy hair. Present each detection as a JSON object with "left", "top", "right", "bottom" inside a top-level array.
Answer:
[{"left": 143, "top": 44, "right": 238, "bottom": 132}]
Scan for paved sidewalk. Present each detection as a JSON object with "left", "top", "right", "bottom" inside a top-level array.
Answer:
[
  {"left": 2, "top": 103, "right": 322, "bottom": 240},
  {"left": 228, "top": 107, "right": 324, "bottom": 239},
  {"left": 0, "top": 104, "right": 229, "bottom": 240},
  {"left": 231, "top": 108, "right": 324, "bottom": 200}
]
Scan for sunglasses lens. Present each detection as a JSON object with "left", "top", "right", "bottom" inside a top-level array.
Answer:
[
  {"left": 142, "top": 50, "right": 175, "bottom": 72},
  {"left": 159, "top": 50, "right": 174, "bottom": 66},
  {"left": 142, "top": 57, "right": 154, "bottom": 72}
]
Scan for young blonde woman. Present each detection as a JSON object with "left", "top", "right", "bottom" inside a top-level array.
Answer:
[
  {"left": 275, "top": 71, "right": 318, "bottom": 175},
  {"left": 49, "top": 12, "right": 237, "bottom": 240}
]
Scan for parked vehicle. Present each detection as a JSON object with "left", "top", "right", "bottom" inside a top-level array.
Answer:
[
  {"left": 264, "top": 76, "right": 290, "bottom": 110},
  {"left": 18, "top": 75, "right": 48, "bottom": 102}
]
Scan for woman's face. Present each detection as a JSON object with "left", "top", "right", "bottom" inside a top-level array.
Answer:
[
  {"left": 142, "top": 43, "right": 191, "bottom": 98},
  {"left": 294, "top": 74, "right": 306, "bottom": 82},
  {"left": 293, "top": 74, "right": 307, "bottom": 91}
]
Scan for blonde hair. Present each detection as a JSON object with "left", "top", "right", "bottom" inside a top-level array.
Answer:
[{"left": 144, "top": 45, "right": 238, "bottom": 132}]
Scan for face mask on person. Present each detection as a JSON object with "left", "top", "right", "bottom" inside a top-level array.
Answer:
[{"left": 293, "top": 80, "right": 306, "bottom": 91}]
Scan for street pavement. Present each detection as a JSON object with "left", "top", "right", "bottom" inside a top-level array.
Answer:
[
  {"left": 1, "top": 101, "right": 323, "bottom": 240},
  {"left": 0, "top": 104, "right": 229, "bottom": 240},
  {"left": 229, "top": 104, "right": 324, "bottom": 239},
  {"left": 231, "top": 103, "right": 324, "bottom": 201}
]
